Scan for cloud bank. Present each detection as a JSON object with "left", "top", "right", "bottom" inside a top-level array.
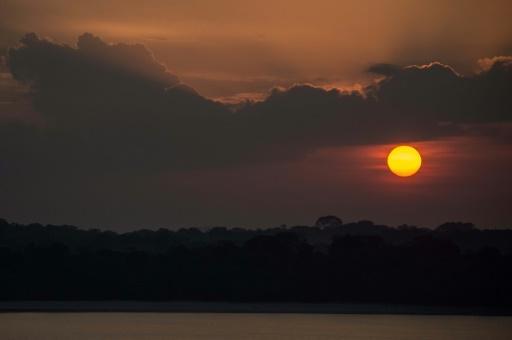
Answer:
[{"left": 4, "top": 34, "right": 511, "bottom": 173}]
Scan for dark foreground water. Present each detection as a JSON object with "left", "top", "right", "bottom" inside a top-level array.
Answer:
[{"left": 1, "top": 313, "right": 512, "bottom": 339}]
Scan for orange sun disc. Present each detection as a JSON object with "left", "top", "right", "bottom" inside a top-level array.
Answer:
[{"left": 387, "top": 145, "right": 422, "bottom": 177}]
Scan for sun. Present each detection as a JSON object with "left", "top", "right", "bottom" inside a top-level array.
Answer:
[{"left": 387, "top": 145, "right": 422, "bottom": 177}]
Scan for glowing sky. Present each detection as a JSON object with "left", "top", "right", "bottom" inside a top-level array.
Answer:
[
  {"left": 3, "top": 0, "right": 512, "bottom": 100},
  {"left": 0, "top": 0, "right": 511, "bottom": 229}
]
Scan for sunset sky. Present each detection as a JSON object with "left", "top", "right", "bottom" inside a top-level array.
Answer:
[{"left": 1, "top": 0, "right": 511, "bottom": 229}]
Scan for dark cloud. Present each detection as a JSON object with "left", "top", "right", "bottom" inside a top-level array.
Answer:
[
  {"left": 367, "top": 61, "right": 512, "bottom": 123},
  {"left": 2, "top": 33, "right": 512, "bottom": 176},
  {"left": 5, "top": 33, "right": 233, "bottom": 173}
]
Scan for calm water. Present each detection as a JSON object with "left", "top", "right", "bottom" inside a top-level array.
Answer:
[{"left": 1, "top": 313, "right": 511, "bottom": 339}]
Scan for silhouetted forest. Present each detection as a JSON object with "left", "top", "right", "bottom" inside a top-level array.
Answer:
[{"left": 1, "top": 216, "right": 511, "bottom": 307}]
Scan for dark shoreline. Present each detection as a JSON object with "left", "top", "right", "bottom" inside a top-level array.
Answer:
[{"left": 0, "top": 301, "right": 511, "bottom": 316}]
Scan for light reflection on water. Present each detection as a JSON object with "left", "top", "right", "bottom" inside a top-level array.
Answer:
[{"left": 1, "top": 313, "right": 511, "bottom": 340}]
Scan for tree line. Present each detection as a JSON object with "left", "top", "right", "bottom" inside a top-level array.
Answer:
[{"left": 1, "top": 216, "right": 511, "bottom": 307}]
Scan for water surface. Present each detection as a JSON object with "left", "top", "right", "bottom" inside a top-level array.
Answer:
[{"left": 1, "top": 313, "right": 511, "bottom": 339}]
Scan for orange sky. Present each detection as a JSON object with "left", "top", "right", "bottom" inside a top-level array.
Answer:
[
  {"left": 152, "top": 136, "right": 511, "bottom": 228},
  {"left": 2, "top": 0, "right": 512, "bottom": 100}
]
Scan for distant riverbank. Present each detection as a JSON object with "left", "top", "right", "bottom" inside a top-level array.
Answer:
[{"left": 0, "top": 301, "right": 510, "bottom": 316}]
